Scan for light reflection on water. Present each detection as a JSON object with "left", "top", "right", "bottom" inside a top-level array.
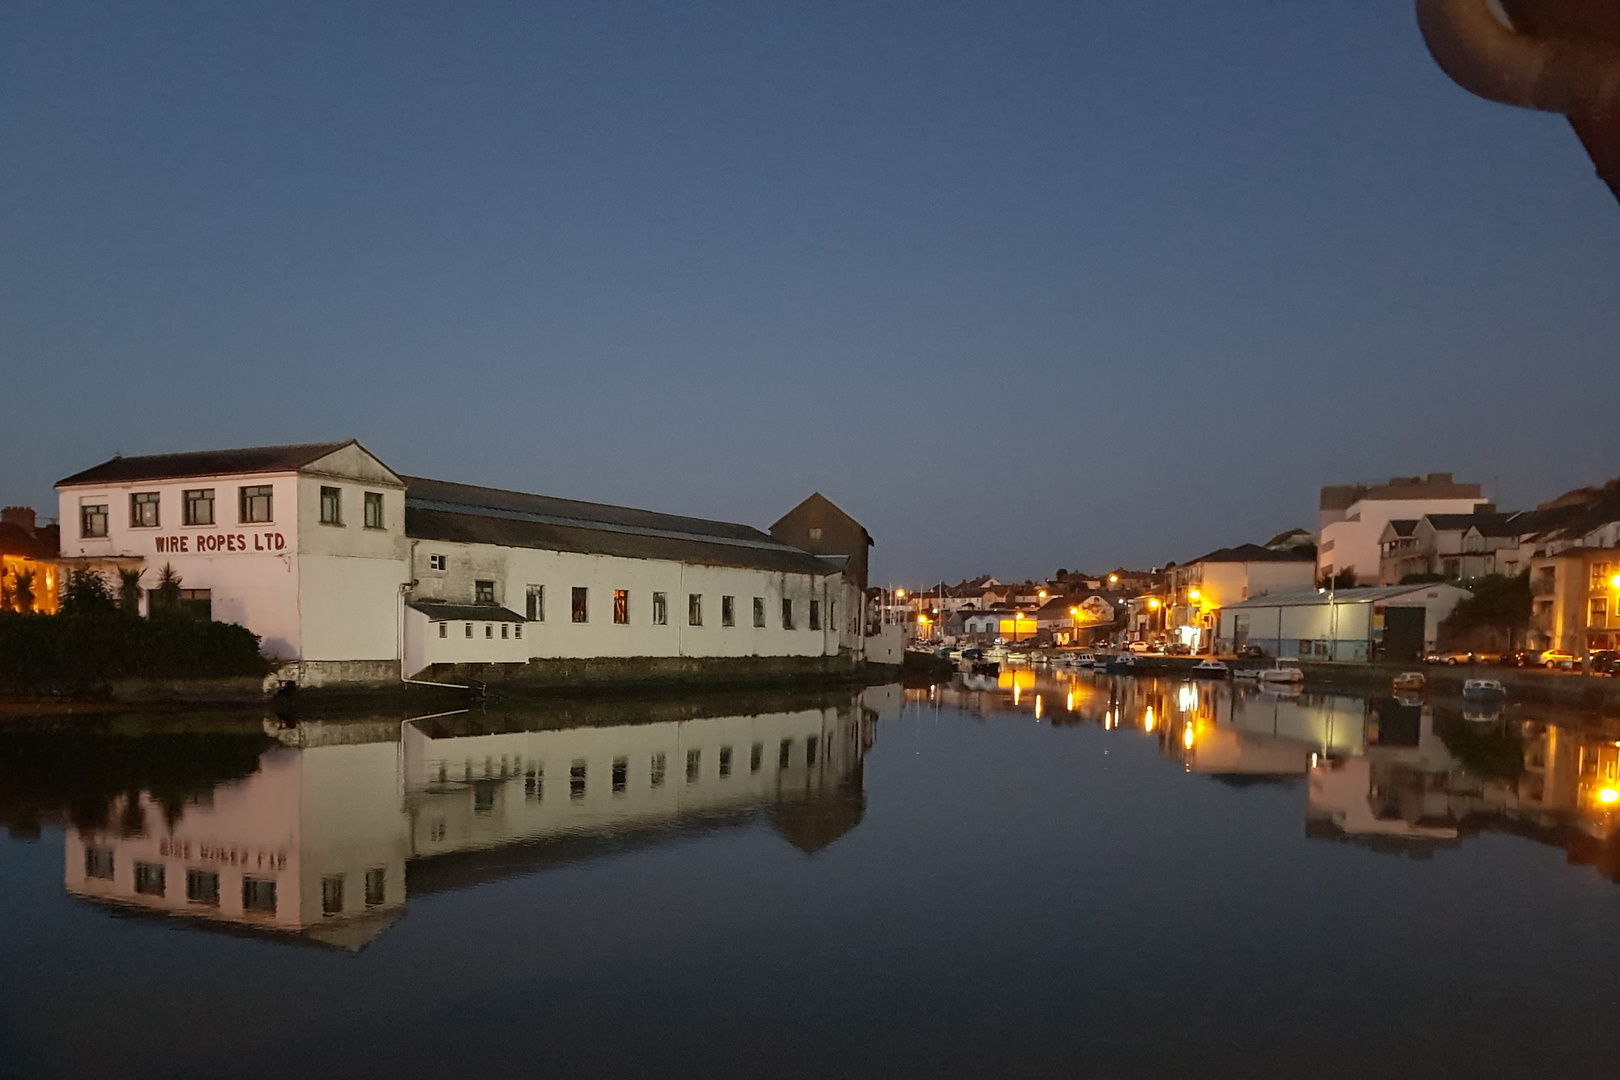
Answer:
[{"left": 6, "top": 677, "right": 1620, "bottom": 1077}]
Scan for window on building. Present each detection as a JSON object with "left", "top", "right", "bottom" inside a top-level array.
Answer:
[
  {"left": 364, "top": 868, "right": 386, "bottom": 907},
  {"left": 782, "top": 599, "right": 794, "bottom": 630},
  {"left": 808, "top": 527, "right": 823, "bottom": 541},
  {"left": 572, "top": 587, "right": 588, "bottom": 623},
  {"left": 242, "top": 878, "right": 277, "bottom": 914},
  {"left": 779, "top": 738, "right": 793, "bottom": 768},
  {"left": 364, "top": 491, "right": 384, "bottom": 529},
  {"left": 809, "top": 600, "right": 821, "bottom": 630},
  {"left": 526, "top": 585, "right": 544, "bottom": 621},
  {"left": 464, "top": 622, "right": 473, "bottom": 638},
  {"left": 183, "top": 488, "right": 215, "bottom": 526},
  {"left": 475, "top": 579, "right": 495, "bottom": 604},
  {"left": 501, "top": 623, "right": 509, "bottom": 639},
  {"left": 320, "top": 486, "right": 342, "bottom": 525},
  {"left": 689, "top": 593, "right": 703, "bottom": 626},
  {"left": 722, "top": 595, "right": 735, "bottom": 626},
  {"left": 614, "top": 589, "right": 629, "bottom": 624},
  {"left": 570, "top": 760, "right": 587, "bottom": 800},
  {"left": 239, "top": 485, "right": 273, "bottom": 524},
  {"left": 514, "top": 623, "right": 522, "bottom": 640},
  {"left": 134, "top": 862, "right": 165, "bottom": 896},
  {"left": 1592, "top": 598, "right": 1609, "bottom": 628},
  {"left": 719, "top": 745, "right": 733, "bottom": 777},
  {"left": 754, "top": 597, "right": 766, "bottom": 627},
  {"left": 177, "top": 589, "right": 211, "bottom": 620},
  {"left": 612, "top": 756, "right": 628, "bottom": 795},
  {"left": 437, "top": 622, "right": 447, "bottom": 638},
  {"left": 429, "top": 553, "right": 447, "bottom": 571},
  {"left": 484, "top": 624, "right": 493, "bottom": 638},
  {"left": 650, "top": 751, "right": 667, "bottom": 787},
  {"left": 80, "top": 503, "right": 108, "bottom": 538},
  {"left": 652, "top": 591, "right": 668, "bottom": 625},
  {"left": 750, "top": 742, "right": 763, "bottom": 773},
  {"left": 186, "top": 868, "right": 220, "bottom": 906},
  {"left": 130, "top": 491, "right": 160, "bottom": 528},
  {"left": 686, "top": 748, "right": 701, "bottom": 783},
  {"left": 321, "top": 875, "right": 345, "bottom": 916},
  {"left": 807, "top": 736, "right": 819, "bottom": 766},
  {"left": 1593, "top": 564, "right": 1612, "bottom": 590},
  {"left": 85, "top": 846, "right": 114, "bottom": 880}
]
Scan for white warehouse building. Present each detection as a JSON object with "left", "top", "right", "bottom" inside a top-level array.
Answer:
[{"left": 55, "top": 441, "right": 892, "bottom": 687}]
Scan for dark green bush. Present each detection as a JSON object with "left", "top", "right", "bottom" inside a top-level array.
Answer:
[{"left": 0, "top": 611, "right": 271, "bottom": 691}]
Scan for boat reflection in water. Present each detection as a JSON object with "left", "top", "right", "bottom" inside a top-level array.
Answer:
[
  {"left": 60, "top": 686, "right": 892, "bottom": 950},
  {"left": 914, "top": 668, "right": 1620, "bottom": 877}
]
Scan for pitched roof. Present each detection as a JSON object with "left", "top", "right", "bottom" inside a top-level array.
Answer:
[
  {"left": 57, "top": 442, "right": 357, "bottom": 487},
  {"left": 0, "top": 522, "right": 52, "bottom": 559},
  {"left": 1222, "top": 584, "right": 1472, "bottom": 609},
  {"left": 1187, "top": 543, "right": 1313, "bottom": 564},
  {"left": 1384, "top": 519, "right": 1419, "bottom": 538}
]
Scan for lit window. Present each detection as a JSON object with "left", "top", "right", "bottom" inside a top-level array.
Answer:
[
  {"left": 526, "top": 585, "right": 544, "bottom": 621},
  {"left": 614, "top": 589, "right": 629, "bottom": 624},
  {"left": 239, "top": 485, "right": 273, "bottom": 524},
  {"left": 321, "top": 875, "right": 344, "bottom": 916},
  {"left": 130, "top": 491, "right": 160, "bottom": 528},
  {"left": 429, "top": 554, "right": 447, "bottom": 571},
  {"left": 652, "top": 591, "right": 668, "bottom": 625},
  {"left": 781, "top": 599, "right": 794, "bottom": 630},
  {"left": 319, "top": 486, "right": 342, "bottom": 525},
  {"left": 572, "top": 587, "right": 588, "bottom": 623},
  {"left": 186, "top": 868, "right": 219, "bottom": 906},
  {"left": 242, "top": 878, "right": 277, "bottom": 914},
  {"left": 475, "top": 579, "right": 495, "bottom": 604},
  {"left": 364, "top": 868, "right": 386, "bottom": 907},
  {"left": 753, "top": 597, "right": 766, "bottom": 627},
  {"left": 80, "top": 503, "right": 108, "bottom": 539},
  {"left": 722, "top": 595, "right": 735, "bottom": 626},
  {"left": 1592, "top": 598, "right": 1609, "bottom": 628},
  {"left": 809, "top": 600, "right": 821, "bottom": 630},
  {"left": 808, "top": 527, "right": 823, "bottom": 541},
  {"left": 133, "top": 862, "right": 165, "bottom": 896},
  {"left": 363, "top": 491, "right": 384, "bottom": 529},
  {"left": 183, "top": 488, "right": 214, "bottom": 526}
]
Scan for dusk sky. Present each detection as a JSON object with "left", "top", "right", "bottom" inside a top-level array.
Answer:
[{"left": 3, "top": 1, "right": 1617, "bottom": 584}]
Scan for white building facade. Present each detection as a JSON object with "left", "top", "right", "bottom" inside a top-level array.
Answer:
[
  {"left": 56, "top": 442, "right": 876, "bottom": 686},
  {"left": 1317, "top": 474, "right": 1488, "bottom": 586}
]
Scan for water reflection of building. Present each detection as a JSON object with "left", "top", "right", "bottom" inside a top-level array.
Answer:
[{"left": 63, "top": 688, "right": 891, "bottom": 949}]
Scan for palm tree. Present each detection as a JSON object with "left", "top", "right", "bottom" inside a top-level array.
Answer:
[
  {"left": 13, "top": 569, "right": 35, "bottom": 613},
  {"left": 151, "top": 563, "right": 182, "bottom": 615},
  {"left": 118, "top": 566, "right": 144, "bottom": 616}
]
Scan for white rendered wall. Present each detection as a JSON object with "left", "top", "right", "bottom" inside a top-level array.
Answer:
[
  {"left": 295, "top": 472, "right": 409, "bottom": 663},
  {"left": 1318, "top": 496, "right": 1482, "bottom": 585}
]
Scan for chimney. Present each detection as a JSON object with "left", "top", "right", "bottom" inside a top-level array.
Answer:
[{"left": 0, "top": 506, "right": 36, "bottom": 533}]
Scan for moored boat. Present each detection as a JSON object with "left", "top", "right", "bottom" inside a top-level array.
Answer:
[
  {"left": 1392, "top": 671, "right": 1427, "bottom": 694},
  {"left": 1257, "top": 659, "right": 1305, "bottom": 685},
  {"left": 1191, "top": 659, "right": 1230, "bottom": 678},
  {"left": 1462, "top": 678, "right": 1506, "bottom": 700}
]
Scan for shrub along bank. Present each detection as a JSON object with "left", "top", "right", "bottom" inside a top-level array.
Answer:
[{"left": 0, "top": 612, "right": 270, "bottom": 694}]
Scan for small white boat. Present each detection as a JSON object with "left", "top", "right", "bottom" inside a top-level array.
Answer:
[
  {"left": 1191, "top": 659, "right": 1230, "bottom": 678},
  {"left": 1233, "top": 667, "right": 1262, "bottom": 682},
  {"left": 1462, "top": 678, "right": 1506, "bottom": 700},
  {"left": 1392, "top": 671, "right": 1427, "bottom": 694},
  {"left": 1257, "top": 659, "right": 1305, "bottom": 685}
]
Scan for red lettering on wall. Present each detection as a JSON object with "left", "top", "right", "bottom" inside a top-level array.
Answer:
[
  {"left": 273, "top": 532, "right": 285, "bottom": 550},
  {"left": 179, "top": 536, "right": 189, "bottom": 552},
  {"left": 253, "top": 534, "right": 263, "bottom": 551}
]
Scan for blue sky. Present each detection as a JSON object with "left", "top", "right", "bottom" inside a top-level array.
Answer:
[{"left": 3, "top": 1, "right": 1616, "bottom": 582}]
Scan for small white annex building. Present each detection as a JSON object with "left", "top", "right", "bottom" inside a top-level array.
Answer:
[
  {"left": 56, "top": 442, "right": 887, "bottom": 686},
  {"left": 1215, "top": 583, "right": 1472, "bottom": 662}
]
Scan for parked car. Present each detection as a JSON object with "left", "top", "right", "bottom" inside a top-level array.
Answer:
[
  {"left": 1128, "top": 641, "right": 1151, "bottom": 654},
  {"left": 1425, "top": 649, "right": 1480, "bottom": 665},
  {"left": 1540, "top": 649, "right": 1578, "bottom": 669},
  {"left": 1590, "top": 650, "right": 1620, "bottom": 675},
  {"left": 1165, "top": 642, "right": 1192, "bottom": 656}
]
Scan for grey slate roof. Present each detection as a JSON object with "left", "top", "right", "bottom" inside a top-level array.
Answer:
[
  {"left": 1187, "top": 543, "right": 1314, "bottom": 564},
  {"left": 58, "top": 442, "right": 355, "bottom": 486},
  {"left": 407, "top": 600, "right": 527, "bottom": 623}
]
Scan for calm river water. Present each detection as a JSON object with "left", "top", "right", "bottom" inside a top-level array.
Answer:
[{"left": 5, "top": 671, "right": 1620, "bottom": 1078}]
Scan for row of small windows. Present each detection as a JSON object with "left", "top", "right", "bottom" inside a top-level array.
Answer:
[
  {"left": 79, "top": 486, "right": 385, "bottom": 537},
  {"left": 514, "top": 738, "right": 824, "bottom": 803},
  {"left": 436, "top": 621, "right": 523, "bottom": 639},
  {"left": 517, "top": 585, "right": 823, "bottom": 630},
  {"left": 87, "top": 846, "right": 387, "bottom": 916}
]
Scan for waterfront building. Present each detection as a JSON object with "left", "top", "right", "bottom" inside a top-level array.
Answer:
[
  {"left": 1165, "top": 543, "right": 1315, "bottom": 653},
  {"left": 1215, "top": 583, "right": 1471, "bottom": 662},
  {"left": 0, "top": 506, "right": 59, "bottom": 613},
  {"left": 54, "top": 442, "right": 887, "bottom": 686},
  {"left": 1318, "top": 473, "right": 1488, "bottom": 586}
]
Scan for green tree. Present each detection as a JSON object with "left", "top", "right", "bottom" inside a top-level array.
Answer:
[
  {"left": 12, "top": 569, "right": 35, "bottom": 614},
  {"left": 1441, "top": 572, "right": 1532, "bottom": 650},
  {"left": 151, "top": 563, "right": 183, "bottom": 616},
  {"left": 117, "top": 567, "right": 144, "bottom": 616},
  {"left": 60, "top": 568, "right": 116, "bottom": 616}
]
